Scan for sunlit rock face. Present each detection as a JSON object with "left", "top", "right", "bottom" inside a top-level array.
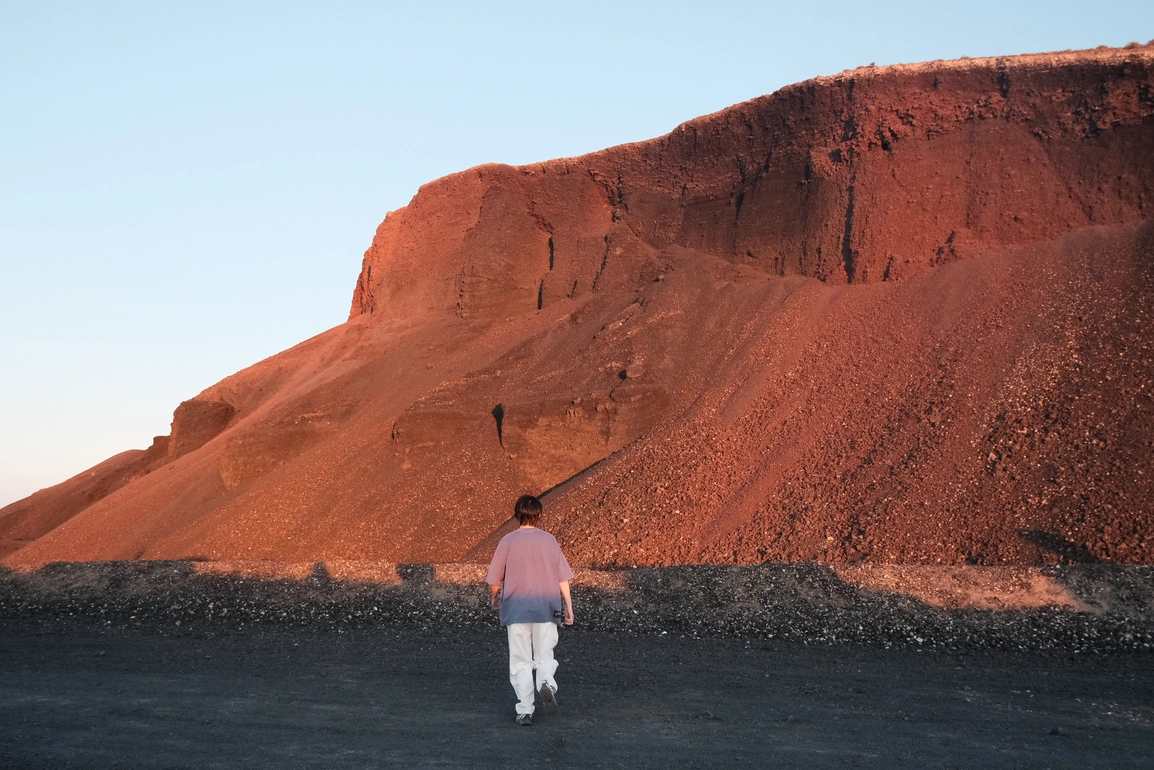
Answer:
[{"left": 4, "top": 44, "right": 1153, "bottom": 568}]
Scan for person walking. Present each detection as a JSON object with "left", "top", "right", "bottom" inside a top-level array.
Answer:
[{"left": 486, "top": 494, "right": 575, "bottom": 726}]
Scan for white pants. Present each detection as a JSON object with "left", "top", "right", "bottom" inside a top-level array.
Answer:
[{"left": 506, "top": 622, "right": 560, "bottom": 715}]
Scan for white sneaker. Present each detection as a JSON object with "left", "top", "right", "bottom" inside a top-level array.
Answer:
[{"left": 539, "top": 682, "right": 558, "bottom": 716}]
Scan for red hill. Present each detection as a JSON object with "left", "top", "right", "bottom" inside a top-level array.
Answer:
[{"left": 4, "top": 45, "right": 1153, "bottom": 568}]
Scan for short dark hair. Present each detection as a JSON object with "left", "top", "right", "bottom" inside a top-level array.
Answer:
[{"left": 514, "top": 495, "right": 543, "bottom": 525}]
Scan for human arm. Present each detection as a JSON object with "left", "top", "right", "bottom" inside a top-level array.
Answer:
[
  {"left": 486, "top": 537, "right": 510, "bottom": 613},
  {"left": 559, "top": 580, "right": 574, "bottom": 625}
]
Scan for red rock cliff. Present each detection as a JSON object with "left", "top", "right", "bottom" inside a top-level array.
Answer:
[
  {"left": 4, "top": 45, "right": 1153, "bottom": 569},
  {"left": 352, "top": 46, "right": 1154, "bottom": 319}
]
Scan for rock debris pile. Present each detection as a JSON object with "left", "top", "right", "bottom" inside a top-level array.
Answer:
[
  {"left": 2, "top": 561, "right": 1152, "bottom": 653},
  {"left": 2, "top": 44, "right": 1153, "bottom": 569}
]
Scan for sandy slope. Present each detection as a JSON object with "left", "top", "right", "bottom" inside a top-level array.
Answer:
[{"left": 3, "top": 44, "right": 1152, "bottom": 567}]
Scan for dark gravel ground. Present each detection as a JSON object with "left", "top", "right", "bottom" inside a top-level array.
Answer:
[
  {"left": 2, "top": 619, "right": 1153, "bottom": 769},
  {"left": 1, "top": 562, "right": 1153, "bottom": 768},
  {"left": 2, "top": 561, "right": 1153, "bottom": 652}
]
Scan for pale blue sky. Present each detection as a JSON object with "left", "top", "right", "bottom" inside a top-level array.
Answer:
[{"left": 2, "top": 1, "right": 1150, "bottom": 506}]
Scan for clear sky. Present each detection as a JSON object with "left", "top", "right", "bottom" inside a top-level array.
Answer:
[{"left": 2, "top": 1, "right": 1151, "bottom": 507}]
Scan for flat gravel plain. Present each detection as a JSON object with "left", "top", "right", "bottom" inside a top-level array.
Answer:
[
  {"left": 2, "top": 620, "right": 1153, "bottom": 769},
  {"left": 1, "top": 562, "right": 1152, "bottom": 768}
]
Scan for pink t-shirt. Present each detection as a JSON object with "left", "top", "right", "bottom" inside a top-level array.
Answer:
[{"left": 486, "top": 527, "right": 574, "bottom": 626}]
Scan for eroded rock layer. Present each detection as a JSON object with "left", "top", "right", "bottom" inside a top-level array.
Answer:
[
  {"left": 353, "top": 46, "right": 1154, "bottom": 318},
  {"left": 3, "top": 45, "right": 1153, "bottom": 568}
]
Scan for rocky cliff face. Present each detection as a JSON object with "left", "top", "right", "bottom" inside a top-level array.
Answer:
[
  {"left": 4, "top": 45, "right": 1153, "bottom": 569},
  {"left": 352, "top": 47, "right": 1154, "bottom": 318}
]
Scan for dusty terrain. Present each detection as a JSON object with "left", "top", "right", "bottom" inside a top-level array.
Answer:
[
  {"left": 2, "top": 562, "right": 1153, "bottom": 768},
  {"left": 2, "top": 44, "right": 1153, "bottom": 568}
]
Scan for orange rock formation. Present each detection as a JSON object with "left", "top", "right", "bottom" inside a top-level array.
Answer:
[{"left": 4, "top": 45, "right": 1153, "bottom": 567}]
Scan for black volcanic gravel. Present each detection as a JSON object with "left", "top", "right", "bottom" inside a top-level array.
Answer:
[
  {"left": 1, "top": 561, "right": 1152, "bottom": 653},
  {"left": 2, "top": 562, "right": 1154, "bottom": 768}
]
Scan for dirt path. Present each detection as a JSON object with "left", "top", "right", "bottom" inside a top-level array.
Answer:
[{"left": 2, "top": 619, "right": 1151, "bottom": 769}]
